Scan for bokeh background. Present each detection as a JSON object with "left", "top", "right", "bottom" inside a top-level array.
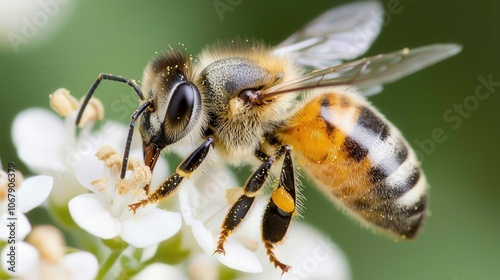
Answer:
[{"left": 0, "top": 0, "right": 499, "bottom": 279}]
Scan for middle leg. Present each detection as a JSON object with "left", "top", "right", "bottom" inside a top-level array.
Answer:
[{"left": 214, "top": 145, "right": 290, "bottom": 255}]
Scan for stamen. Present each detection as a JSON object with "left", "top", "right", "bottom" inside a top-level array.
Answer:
[
  {"left": 27, "top": 226, "right": 65, "bottom": 264},
  {"left": 127, "top": 158, "right": 152, "bottom": 187},
  {"left": 91, "top": 178, "right": 109, "bottom": 188},
  {"left": 49, "top": 88, "right": 78, "bottom": 117},
  {"left": 77, "top": 96, "right": 105, "bottom": 127},
  {"left": 96, "top": 145, "right": 122, "bottom": 171}
]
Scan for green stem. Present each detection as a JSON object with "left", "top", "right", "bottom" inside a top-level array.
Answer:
[{"left": 96, "top": 250, "right": 123, "bottom": 280}]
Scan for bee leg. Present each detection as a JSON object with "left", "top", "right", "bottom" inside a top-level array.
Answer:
[
  {"left": 128, "top": 137, "right": 214, "bottom": 213},
  {"left": 214, "top": 145, "right": 290, "bottom": 255},
  {"left": 262, "top": 145, "right": 295, "bottom": 274},
  {"left": 214, "top": 155, "right": 275, "bottom": 255}
]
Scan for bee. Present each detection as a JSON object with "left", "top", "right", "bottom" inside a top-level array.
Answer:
[{"left": 76, "top": 1, "right": 461, "bottom": 273}]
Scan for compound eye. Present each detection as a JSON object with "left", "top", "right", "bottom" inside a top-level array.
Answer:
[{"left": 167, "top": 82, "right": 197, "bottom": 127}]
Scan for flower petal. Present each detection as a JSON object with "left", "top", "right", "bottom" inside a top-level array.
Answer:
[
  {"left": 0, "top": 212, "right": 31, "bottom": 241},
  {"left": 50, "top": 172, "right": 88, "bottom": 207},
  {"left": 121, "top": 208, "right": 181, "bottom": 248},
  {"left": 1, "top": 241, "right": 40, "bottom": 277},
  {"left": 188, "top": 254, "right": 220, "bottom": 280},
  {"left": 280, "top": 224, "right": 350, "bottom": 280},
  {"left": 132, "top": 263, "right": 188, "bottom": 280},
  {"left": 240, "top": 223, "right": 351, "bottom": 280},
  {"left": 140, "top": 244, "right": 159, "bottom": 263},
  {"left": 68, "top": 194, "right": 121, "bottom": 239},
  {"left": 17, "top": 212, "right": 32, "bottom": 241},
  {"left": 219, "top": 240, "right": 263, "bottom": 273},
  {"left": 191, "top": 220, "right": 262, "bottom": 273},
  {"left": 61, "top": 252, "right": 99, "bottom": 280},
  {"left": 74, "top": 121, "right": 142, "bottom": 170},
  {"left": 17, "top": 175, "right": 53, "bottom": 212},
  {"left": 177, "top": 181, "right": 199, "bottom": 226},
  {"left": 73, "top": 152, "right": 104, "bottom": 191},
  {"left": 79, "top": 121, "right": 133, "bottom": 154},
  {"left": 179, "top": 161, "right": 239, "bottom": 227},
  {"left": 12, "top": 108, "right": 66, "bottom": 174}
]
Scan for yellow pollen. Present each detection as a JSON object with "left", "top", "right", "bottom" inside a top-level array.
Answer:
[
  {"left": 95, "top": 145, "right": 117, "bottom": 161},
  {"left": 116, "top": 178, "right": 131, "bottom": 195},
  {"left": 95, "top": 145, "right": 122, "bottom": 170},
  {"left": 128, "top": 158, "right": 151, "bottom": 186},
  {"left": 271, "top": 186, "right": 295, "bottom": 214}
]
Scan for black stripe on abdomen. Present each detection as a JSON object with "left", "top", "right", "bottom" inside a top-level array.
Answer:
[
  {"left": 343, "top": 106, "right": 391, "bottom": 162},
  {"left": 373, "top": 166, "right": 421, "bottom": 200},
  {"left": 357, "top": 106, "right": 389, "bottom": 140},
  {"left": 370, "top": 194, "right": 428, "bottom": 239},
  {"left": 399, "top": 195, "right": 428, "bottom": 238},
  {"left": 368, "top": 138, "right": 410, "bottom": 184},
  {"left": 343, "top": 136, "right": 368, "bottom": 162}
]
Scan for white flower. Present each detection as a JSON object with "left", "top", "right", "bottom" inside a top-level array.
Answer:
[
  {"left": 68, "top": 145, "right": 181, "bottom": 248},
  {"left": 178, "top": 161, "right": 351, "bottom": 279},
  {"left": 1, "top": 225, "right": 98, "bottom": 280},
  {"left": 0, "top": 0, "right": 74, "bottom": 52},
  {"left": 132, "top": 263, "right": 188, "bottom": 280},
  {"left": 0, "top": 162, "right": 53, "bottom": 242},
  {"left": 178, "top": 160, "right": 263, "bottom": 273},
  {"left": 0, "top": 171, "right": 57, "bottom": 278},
  {"left": 237, "top": 222, "right": 351, "bottom": 280},
  {"left": 11, "top": 89, "right": 108, "bottom": 206}
]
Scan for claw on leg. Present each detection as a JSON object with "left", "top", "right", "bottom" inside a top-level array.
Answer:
[
  {"left": 265, "top": 241, "right": 291, "bottom": 274},
  {"left": 128, "top": 199, "right": 149, "bottom": 214},
  {"left": 214, "top": 228, "right": 230, "bottom": 255}
]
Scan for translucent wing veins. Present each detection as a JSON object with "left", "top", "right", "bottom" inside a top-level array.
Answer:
[{"left": 262, "top": 44, "right": 462, "bottom": 99}]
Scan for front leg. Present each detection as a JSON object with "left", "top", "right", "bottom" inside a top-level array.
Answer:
[{"left": 129, "top": 137, "right": 214, "bottom": 213}]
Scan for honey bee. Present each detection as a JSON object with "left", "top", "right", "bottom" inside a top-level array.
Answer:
[{"left": 76, "top": 1, "right": 460, "bottom": 273}]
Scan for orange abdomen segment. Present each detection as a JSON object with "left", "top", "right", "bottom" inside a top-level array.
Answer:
[{"left": 276, "top": 91, "right": 428, "bottom": 239}]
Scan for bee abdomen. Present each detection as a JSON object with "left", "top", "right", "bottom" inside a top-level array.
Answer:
[
  {"left": 372, "top": 194, "right": 428, "bottom": 239},
  {"left": 279, "top": 92, "right": 429, "bottom": 239},
  {"left": 341, "top": 103, "right": 428, "bottom": 237},
  {"left": 351, "top": 107, "right": 427, "bottom": 239},
  {"left": 346, "top": 104, "right": 425, "bottom": 197}
]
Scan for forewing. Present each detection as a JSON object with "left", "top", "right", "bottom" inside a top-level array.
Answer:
[
  {"left": 274, "top": 1, "right": 384, "bottom": 69},
  {"left": 264, "top": 44, "right": 462, "bottom": 97}
]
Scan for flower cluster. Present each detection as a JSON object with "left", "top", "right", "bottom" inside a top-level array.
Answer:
[{"left": 4, "top": 89, "right": 351, "bottom": 279}]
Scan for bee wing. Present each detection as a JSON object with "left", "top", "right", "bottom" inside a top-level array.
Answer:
[
  {"left": 274, "top": 1, "right": 384, "bottom": 70},
  {"left": 262, "top": 44, "right": 462, "bottom": 98}
]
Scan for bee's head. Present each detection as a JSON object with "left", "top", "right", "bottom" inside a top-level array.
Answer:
[{"left": 139, "top": 49, "right": 202, "bottom": 171}]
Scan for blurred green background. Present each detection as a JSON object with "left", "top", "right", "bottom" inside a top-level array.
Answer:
[{"left": 0, "top": 0, "right": 499, "bottom": 279}]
